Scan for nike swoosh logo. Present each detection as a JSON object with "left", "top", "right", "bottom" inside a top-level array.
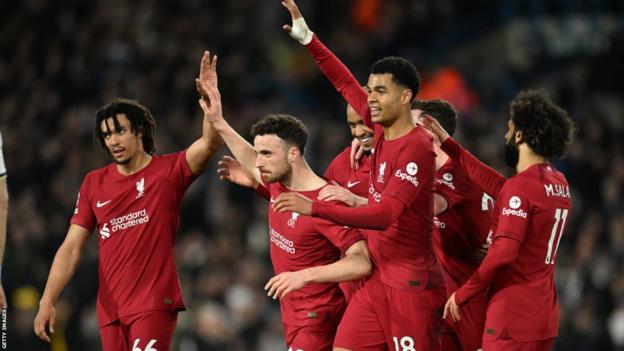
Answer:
[
  {"left": 347, "top": 181, "right": 360, "bottom": 188},
  {"left": 96, "top": 200, "right": 112, "bottom": 208}
]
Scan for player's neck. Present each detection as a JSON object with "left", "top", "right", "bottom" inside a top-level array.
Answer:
[
  {"left": 516, "top": 145, "right": 546, "bottom": 173},
  {"left": 383, "top": 111, "right": 414, "bottom": 140},
  {"left": 116, "top": 151, "right": 152, "bottom": 176},
  {"left": 283, "top": 160, "right": 326, "bottom": 191}
]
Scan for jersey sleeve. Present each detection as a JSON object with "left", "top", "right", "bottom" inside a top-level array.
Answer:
[
  {"left": 306, "top": 35, "right": 377, "bottom": 132},
  {"left": 382, "top": 136, "right": 435, "bottom": 208},
  {"left": 171, "top": 150, "right": 199, "bottom": 193},
  {"left": 494, "top": 180, "right": 531, "bottom": 243},
  {"left": 317, "top": 219, "right": 364, "bottom": 254},
  {"left": 323, "top": 149, "right": 348, "bottom": 186},
  {"left": 70, "top": 175, "right": 96, "bottom": 231},
  {"left": 441, "top": 137, "right": 506, "bottom": 197},
  {"left": 435, "top": 168, "right": 471, "bottom": 211}
]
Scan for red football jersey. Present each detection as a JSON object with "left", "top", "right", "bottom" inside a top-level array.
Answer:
[
  {"left": 306, "top": 35, "right": 443, "bottom": 292},
  {"left": 266, "top": 182, "right": 363, "bottom": 328},
  {"left": 433, "top": 159, "right": 492, "bottom": 291},
  {"left": 323, "top": 146, "right": 371, "bottom": 198},
  {"left": 71, "top": 151, "right": 196, "bottom": 327},
  {"left": 483, "top": 164, "right": 570, "bottom": 341}
]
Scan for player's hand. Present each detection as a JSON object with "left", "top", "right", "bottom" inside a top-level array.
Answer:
[
  {"left": 421, "top": 114, "right": 450, "bottom": 144},
  {"left": 349, "top": 138, "right": 365, "bottom": 170},
  {"left": 0, "top": 283, "right": 6, "bottom": 309},
  {"left": 272, "top": 192, "right": 313, "bottom": 215},
  {"left": 318, "top": 183, "right": 358, "bottom": 207},
  {"left": 475, "top": 241, "right": 490, "bottom": 263},
  {"left": 281, "top": 0, "right": 313, "bottom": 45},
  {"left": 34, "top": 301, "right": 56, "bottom": 342},
  {"left": 265, "top": 270, "right": 310, "bottom": 300},
  {"left": 196, "top": 51, "right": 223, "bottom": 123},
  {"left": 217, "top": 156, "right": 259, "bottom": 189},
  {"left": 443, "top": 292, "right": 461, "bottom": 322}
]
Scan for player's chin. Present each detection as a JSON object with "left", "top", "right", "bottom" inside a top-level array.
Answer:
[{"left": 114, "top": 157, "right": 131, "bottom": 165}]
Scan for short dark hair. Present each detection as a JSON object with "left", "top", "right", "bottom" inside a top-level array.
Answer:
[
  {"left": 412, "top": 99, "right": 458, "bottom": 136},
  {"left": 95, "top": 98, "right": 156, "bottom": 155},
  {"left": 509, "top": 90, "right": 573, "bottom": 159},
  {"left": 250, "top": 114, "right": 308, "bottom": 154},
  {"left": 371, "top": 57, "right": 421, "bottom": 101}
]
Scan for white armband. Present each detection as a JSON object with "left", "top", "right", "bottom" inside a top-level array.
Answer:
[{"left": 289, "top": 17, "right": 314, "bottom": 45}]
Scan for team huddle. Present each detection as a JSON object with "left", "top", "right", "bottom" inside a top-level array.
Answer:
[{"left": 33, "top": 1, "right": 574, "bottom": 350}]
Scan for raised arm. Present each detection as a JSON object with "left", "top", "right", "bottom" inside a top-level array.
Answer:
[
  {"left": 196, "top": 51, "right": 262, "bottom": 183},
  {"left": 186, "top": 53, "right": 224, "bottom": 174},
  {"left": 423, "top": 115, "right": 506, "bottom": 197},
  {"left": 34, "top": 224, "right": 91, "bottom": 342},
  {"left": 281, "top": 0, "right": 371, "bottom": 126}
]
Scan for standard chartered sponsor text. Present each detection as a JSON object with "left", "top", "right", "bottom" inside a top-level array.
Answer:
[
  {"left": 110, "top": 209, "right": 150, "bottom": 232},
  {"left": 270, "top": 228, "right": 295, "bottom": 254}
]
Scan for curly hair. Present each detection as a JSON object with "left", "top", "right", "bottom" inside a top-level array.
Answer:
[
  {"left": 412, "top": 99, "right": 458, "bottom": 136},
  {"left": 371, "top": 57, "right": 421, "bottom": 102},
  {"left": 94, "top": 98, "right": 156, "bottom": 155},
  {"left": 250, "top": 114, "right": 308, "bottom": 154},
  {"left": 510, "top": 90, "right": 573, "bottom": 159}
]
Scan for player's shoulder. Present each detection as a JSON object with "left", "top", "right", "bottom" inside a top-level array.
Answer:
[
  {"left": 399, "top": 126, "right": 434, "bottom": 151},
  {"left": 332, "top": 146, "right": 353, "bottom": 163},
  {"left": 154, "top": 151, "right": 184, "bottom": 163}
]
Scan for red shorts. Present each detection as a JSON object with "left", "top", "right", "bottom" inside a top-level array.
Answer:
[
  {"left": 484, "top": 337, "right": 554, "bottom": 351},
  {"left": 283, "top": 323, "right": 337, "bottom": 351},
  {"left": 334, "top": 276, "right": 445, "bottom": 351},
  {"left": 444, "top": 292, "right": 487, "bottom": 351},
  {"left": 100, "top": 310, "right": 178, "bottom": 351}
]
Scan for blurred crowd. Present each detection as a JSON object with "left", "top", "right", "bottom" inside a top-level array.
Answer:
[{"left": 1, "top": 0, "right": 623, "bottom": 350}]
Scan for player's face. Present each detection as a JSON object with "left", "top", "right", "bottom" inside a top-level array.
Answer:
[
  {"left": 366, "top": 73, "right": 411, "bottom": 126},
  {"left": 504, "top": 119, "right": 520, "bottom": 169},
  {"left": 346, "top": 104, "right": 374, "bottom": 152},
  {"left": 254, "top": 134, "right": 293, "bottom": 183},
  {"left": 100, "top": 114, "right": 143, "bottom": 165}
]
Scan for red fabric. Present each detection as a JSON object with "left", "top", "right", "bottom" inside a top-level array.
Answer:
[
  {"left": 323, "top": 146, "right": 371, "bottom": 198},
  {"left": 71, "top": 151, "right": 196, "bottom": 327},
  {"left": 457, "top": 163, "right": 571, "bottom": 342},
  {"left": 433, "top": 159, "right": 493, "bottom": 291},
  {"left": 334, "top": 275, "right": 445, "bottom": 351},
  {"left": 100, "top": 310, "right": 178, "bottom": 351},
  {"left": 306, "top": 33, "right": 442, "bottom": 292},
  {"left": 311, "top": 195, "right": 404, "bottom": 230},
  {"left": 455, "top": 236, "right": 521, "bottom": 305},
  {"left": 440, "top": 137, "right": 506, "bottom": 198},
  {"left": 267, "top": 182, "right": 363, "bottom": 329},
  {"left": 283, "top": 321, "right": 340, "bottom": 351}
]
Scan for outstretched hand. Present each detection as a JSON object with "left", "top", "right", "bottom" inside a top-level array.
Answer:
[
  {"left": 421, "top": 114, "right": 450, "bottom": 144},
  {"left": 281, "top": 0, "right": 313, "bottom": 45},
  {"left": 196, "top": 51, "right": 222, "bottom": 123},
  {"left": 217, "top": 156, "right": 259, "bottom": 189},
  {"left": 443, "top": 292, "right": 461, "bottom": 322},
  {"left": 349, "top": 138, "right": 365, "bottom": 170},
  {"left": 272, "top": 192, "right": 313, "bottom": 215}
]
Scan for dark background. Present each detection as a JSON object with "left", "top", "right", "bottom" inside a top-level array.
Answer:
[{"left": 2, "top": 0, "right": 623, "bottom": 350}]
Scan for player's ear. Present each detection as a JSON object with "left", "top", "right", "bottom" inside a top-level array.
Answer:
[
  {"left": 400, "top": 89, "right": 413, "bottom": 106},
  {"left": 515, "top": 130, "right": 523, "bottom": 144},
  {"left": 288, "top": 146, "right": 299, "bottom": 163}
]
